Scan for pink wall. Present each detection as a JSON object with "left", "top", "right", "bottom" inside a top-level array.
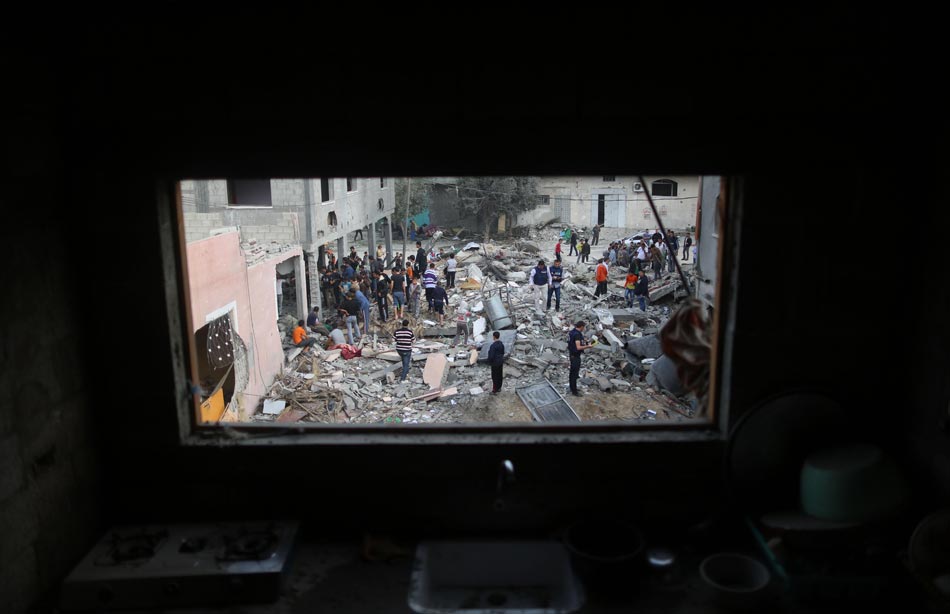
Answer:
[{"left": 186, "top": 232, "right": 301, "bottom": 418}]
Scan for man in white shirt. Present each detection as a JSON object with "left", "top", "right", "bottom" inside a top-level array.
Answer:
[
  {"left": 528, "top": 260, "right": 549, "bottom": 311},
  {"left": 636, "top": 241, "right": 649, "bottom": 265},
  {"left": 445, "top": 253, "right": 457, "bottom": 288}
]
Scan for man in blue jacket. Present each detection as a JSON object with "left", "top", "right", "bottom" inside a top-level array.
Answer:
[{"left": 487, "top": 331, "right": 506, "bottom": 394}]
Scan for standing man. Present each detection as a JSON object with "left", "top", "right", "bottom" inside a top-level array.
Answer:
[
  {"left": 594, "top": 258, "right": 609, "bottom": 297},
  {"left": 487, "top": 331, "right": 506, "bottom": 394},
  {"left": 430, "top": 280, "right": 448, "bottom": 326},
  {"left": 338, "top": 291, "right": 363, "bottom": 345},
  {"left": 393, "top": 319, "right": 415, "bottom": 382},
  {"left": 354, "top": 287, "right": 373, "bottom": 336},
  {"left": 375, "top": 271, "right": 391, "bottom": 322},
  {"left": 634, "top": 272, "right": 650, "bottom": 311},
  {"left": 415, "top": 241, "right": 427, "bottom": 277},
  {"left": 554, "top": 239, "right": 562, "bottom": 260},
  {"left": 423, "top": 263, "right": 438, "bottom": 312},
  {"left": 529, "top": 260, "right": 549, "bottom": 311},
  {"left": 547, "top": 257, "right": 563, "bottom": 312},
  {"left": 592, "top": 223, "right": 601, "bottom": 246},
  {"left": 353, "top": 226, "right": 363, "bottom": 241},
  {"left": 568, "top": 321, "right": 595, "bottom": 397},
  {"left": 569, "top": 229, "right": 578, "bottom": 256},
  {"left": 580, "top": 238, "right": 591, "bottom": 263},
  {"left": 275, "top": 275, "right": 287, "bottom": 314},
  {"left": 409, "top": 276, "right": 422, "bottom": 318},
  {"left": 390, "top": 266, "right": 406, "bottom": 320},
  {"left": 445, "top": 252, "right": 457, "bottom": 289},
  {"left": 328, "top": 266, "right": 343, "bottom": 307},
  {"left": 683, "top": 234, "right": 693, "bottom": 261}
]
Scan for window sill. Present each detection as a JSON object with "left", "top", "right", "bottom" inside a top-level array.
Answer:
[
  {"left": 184, "top": 422, "right": 723, "bottom": 447},
  {"left": 225, "top": 205, "right": 274, "bottom": 209}
]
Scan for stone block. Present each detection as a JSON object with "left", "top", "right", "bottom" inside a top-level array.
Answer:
[{"left": 627, "top": 334, "right": 662, "bottom": 359}]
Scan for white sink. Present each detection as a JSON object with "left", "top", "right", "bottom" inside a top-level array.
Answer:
[{"left": 408, "top": 540, "right": 585, "bottom": 614}]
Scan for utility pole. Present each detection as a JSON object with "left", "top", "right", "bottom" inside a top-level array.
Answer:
[{"left": 402, "top": 177, "right": 410, "bottom": 267}]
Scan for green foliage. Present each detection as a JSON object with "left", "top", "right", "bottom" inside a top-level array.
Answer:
[
  {"left": 455, "top": 176, "right": 540, "bottom": 238},
  {"left": 394, "top": 178, "right": 431, "bottom": 222}
]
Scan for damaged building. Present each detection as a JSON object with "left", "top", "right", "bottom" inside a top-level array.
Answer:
[{"left": 179, "top": 179, "right": 395, "bottom": 419}]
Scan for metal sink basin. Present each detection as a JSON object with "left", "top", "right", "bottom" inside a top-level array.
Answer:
[{"left": 408, "top": 540, "right": 585, "bottom": 614}]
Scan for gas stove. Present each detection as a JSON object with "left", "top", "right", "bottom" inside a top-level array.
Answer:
[{"left": 59, "top": 521, "right": 298, "bottom": 610}]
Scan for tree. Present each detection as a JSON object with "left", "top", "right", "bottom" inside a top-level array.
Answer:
[{"left": 456, "top": 176, "right": 540, "bottom": 240}]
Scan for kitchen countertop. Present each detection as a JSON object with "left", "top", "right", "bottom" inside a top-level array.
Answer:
[{"left": 143, "top": 537, "right": 935, "bottom": 614}]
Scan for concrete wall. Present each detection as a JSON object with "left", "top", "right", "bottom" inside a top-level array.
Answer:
[
  {"left": 537, "top": 176, "right": 699, "bottom": 230},
  {"left": 694, "top": 176, "right": 720, "bottom": 308},
  {"left": 182, "top": 178, "right": 395, "bottom": 251},
  {"left": 186, "top": 232, "right": 301, "bottom": 419}
]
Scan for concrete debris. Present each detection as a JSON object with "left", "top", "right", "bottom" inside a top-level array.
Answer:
[
  {"left": 627, "top": 334, "right": 663, "bottom": 359},
  {"left": 262, "top": 399, "right": 286, "bottom": 415},
  {"left": 254, "top": 225, "right": 699, "bottom": 424}
]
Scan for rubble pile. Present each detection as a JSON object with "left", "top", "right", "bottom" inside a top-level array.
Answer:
[{"left": 254, "top": 225, "right": 702, "bottom": 424}]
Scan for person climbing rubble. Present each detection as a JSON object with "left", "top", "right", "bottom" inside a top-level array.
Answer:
[
  {"left": 390, "top": 266, "right": 406, "bottom": 320},
  {"left": 393, "top": 319, "right": 415, "bottom": 382},
  {"left": 529, "top": 259, "right": 549, "bottom": 310},
  {"left": 547, "top": 258, "right": 563, "bottom": 312},
  {"left": 624, "top": 271, "right": 639, "bottom": 308},
  {"left": 338, "top": 291, "right": 363, "bottom": 345},
  {"left": 452, "top": 300, "right": 472, "bottom": 346},
  {"left": 423, "top": 262, "right": 438, "bottom": 312},
  {"left": 430, "top": 279, "right": 448, "bottom": 326}
]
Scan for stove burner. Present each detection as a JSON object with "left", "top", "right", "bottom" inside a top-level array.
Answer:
[
  {"left": 95, "top": 529, "right": 169, "bottom": 566},
  {"left": 216, "top": 528, "right": 279, "bottom": 561}
]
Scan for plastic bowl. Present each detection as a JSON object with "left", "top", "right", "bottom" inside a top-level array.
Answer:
[
  {"left": 800, "top": 443, "right": 908, "bottom": 523},
  {"left": 699, "top": 553, "right": 771, "bottom": 609}
]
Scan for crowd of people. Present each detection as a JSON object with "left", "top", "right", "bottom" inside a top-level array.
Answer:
[{"left": 288, "top": 226, "right": 695, "bottom": 394}]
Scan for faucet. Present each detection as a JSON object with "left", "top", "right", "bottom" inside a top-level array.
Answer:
[{"left": 494, "top": 459, "right": 515, "bottom": 511}]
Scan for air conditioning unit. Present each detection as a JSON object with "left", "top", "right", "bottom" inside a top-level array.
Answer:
[{"left": 633, "top": 182, "right": 644, "bottom": 192}]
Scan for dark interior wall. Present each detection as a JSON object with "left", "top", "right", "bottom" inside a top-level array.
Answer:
[
  {"left": 0, "top": 49, "right": 103, "bottom": 612},
  {"left": 2, "top": 8, "right": 948, "bottom": 614}
]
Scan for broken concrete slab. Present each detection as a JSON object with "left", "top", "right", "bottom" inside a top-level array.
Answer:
[
  {"left": 602, "top": 329, "right": 623, "bottom": 352},
  {"left": 422, "top": 353, "right": 449, "bottom": 389},
  {"left": 627, "top": 334, "right": 663, "bottom": 359},
  {"left": 595, "top": 377, "right": 614, "bottom": 392},
  {"left": 422, "top": 327, "right": 457, "bottom": 337},
  {"left": 323, "top": 349, "right": 342, "bottom": 362},
  {"left": 467, "top": 263, "right": 484, "bottom": 282},
  {"left": 262, "top": 399, "right": 286, "bottom": 415},
  {"left": 646, "top": 354, "right": 686, "bottom": 396}
]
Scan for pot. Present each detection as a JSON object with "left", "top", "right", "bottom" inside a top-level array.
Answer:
[
  {"left": 563, "top": 519, "right": 644, "bottom": 595},
  {"left": 699, "top": 553, "right": 772, "bottom": 610}
]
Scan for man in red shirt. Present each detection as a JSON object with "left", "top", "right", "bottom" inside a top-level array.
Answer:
[
  {"left": 594, "top": 258, "right": 609, "bottom": 297},
  {"left": 554, "top": 239, "right": 562, "bottom": 260}
]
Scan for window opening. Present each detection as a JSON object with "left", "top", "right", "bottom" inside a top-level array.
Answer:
[
  {"left": 346, "top": 177, "right": 356, "bottom": 192},
  {"left": 320, "top": 177, "right": 333, "bottom": 202},
  {"left": 651, "top": 179, "right": 678, "bottom": 197},
  {"left": 227, "top": 179, "right": 273, "bottom": 206},
  {"left": 176, "top": 175, "right": 726, "bottom": 430}
]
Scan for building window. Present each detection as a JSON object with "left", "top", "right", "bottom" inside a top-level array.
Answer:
[
  {"left": 320, "top": 177, "right": 333, "bottom": 202},
  {"left": 346, "top": 177, "right": 357, "bottom": 192},
  {"left": 651, "top": 179, "right": 678, "bottom": 197},
  {"left": 328, "top": 211, "right": 338, "bottom": 226},
  {"left": 227, "top": 179, "right": 272, "bottom": 206},
  {"left": 603, "top": 176, "right": 616, "bottom": 182},
  {"left": 378, "top": 197, "right": 385, "bottom": 211},
  {"left": 380, "top": 177, "right": 386, "bottom": 188},
  {"left": 539, "top": 195, "right": 550, "bottom": 206}
]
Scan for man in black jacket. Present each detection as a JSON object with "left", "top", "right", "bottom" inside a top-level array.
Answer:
[
  {"left": 415, "top": 241, "right": 427, "bottom": 277},
  {"left": 487, "top": 331, "right": 506, "bottom": 394}
]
